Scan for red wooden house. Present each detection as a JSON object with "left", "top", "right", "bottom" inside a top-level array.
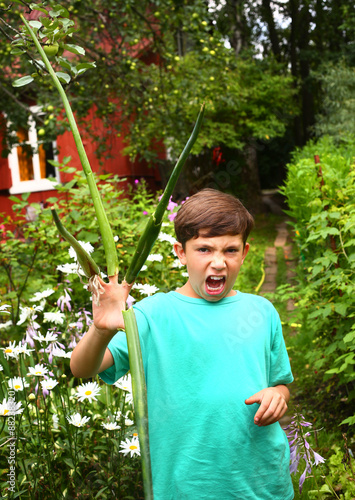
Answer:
[
  {"left": 0, "top": 12, "right": 162, "bottom": 221},
  {"left": 0, "top": 105, "right": 162, "bottom": 220}
]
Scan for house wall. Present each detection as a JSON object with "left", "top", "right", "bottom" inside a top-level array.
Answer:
[{"left": 0, "top": 106, "right": 162, "bottom": 221}]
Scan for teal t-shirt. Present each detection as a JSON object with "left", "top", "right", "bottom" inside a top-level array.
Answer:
[{"left": 100, "top": 291, "right": 294, "bottom": 500}]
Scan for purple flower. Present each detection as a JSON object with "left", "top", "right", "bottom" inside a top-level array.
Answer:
[
  {"left": 299, "top": 467, "right": 307, "bottom": 493},
  {"left": 57, "top": 289, "right": 72, "bottom": 312},
  {"left": 143, "top": 211, "right": 148, "bottom": 215},
  {"left": 167, "top": 197, "right": 178, "bottom": 211},
  {"left": 134, "top": 179, "right": 139, "bottom": 184},
  {"left": 168, "top": 212, "right": 177, "bottom": 222},
  {"left": 313, "top": 451, "right": 326, "bottom": 465}
]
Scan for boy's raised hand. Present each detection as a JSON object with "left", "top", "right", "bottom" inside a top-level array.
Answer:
[
  {"left": 245, "top": 385, "right": 289, "bottom": 426},
  {"left": 90, "top": 275, "right": 133, "bottom": 334}
]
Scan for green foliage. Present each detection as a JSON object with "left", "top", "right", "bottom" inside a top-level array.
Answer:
[
  {"left": 314, "top": 62, "right": 355, "bottom": 140},
  {"left": 0, "top": 1, "right": 296, "bottom": 171},
  {"left": 279, "top": 136, "right": 355, "bottom": 426}
]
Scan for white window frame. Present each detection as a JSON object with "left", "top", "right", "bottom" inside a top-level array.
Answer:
[{"left": 8, "top": 105, "right": 60, "bottom": 194}]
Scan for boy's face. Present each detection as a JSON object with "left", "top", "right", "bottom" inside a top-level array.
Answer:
[{"left": 173, "top": 233, "right": 249, "bottom": 302}]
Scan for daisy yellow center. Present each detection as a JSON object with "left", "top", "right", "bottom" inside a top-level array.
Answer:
[
  {"left": 5, "top": 349, "right": 12, "bottom": 353},
  {"left": 14, "top": 385, "right": 21, "bottom": 389},
  {"left": 85, "top": 390, "right": 92, "bottom": 396},
  {"left": 48, "top": 386, "right": 53, "bottom": 389},
  {"left": 129, "top": 445, "right": 138, "bottom": 450},
  {"left": 4, "top": 409, "right": 9, "bottom": 415},
  {"left": 35, "top": 371, "right": 42, "bottom": 375}
]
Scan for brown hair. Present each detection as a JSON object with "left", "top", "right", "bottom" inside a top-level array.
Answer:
[{"left": 174, "top": 188, "right": 254, "bottom": 248}]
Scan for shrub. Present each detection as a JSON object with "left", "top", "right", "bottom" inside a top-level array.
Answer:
[{"left": 280, "top": 136, "right": 355, "bottom": 428}]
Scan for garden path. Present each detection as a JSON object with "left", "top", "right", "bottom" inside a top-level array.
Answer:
[
  {"left": 260, "top": 218, "right": 297, "bottom": 427},
  {"left": 260, "top": 219, "right": 296, "bottom": 311}
]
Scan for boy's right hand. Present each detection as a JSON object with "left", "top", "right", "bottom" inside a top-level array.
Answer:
[{"left": 90, "top": 275, "right": 133, "bottom": 334}]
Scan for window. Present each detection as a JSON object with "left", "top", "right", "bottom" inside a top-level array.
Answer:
[{"left": 8, "top": 105, "right": 60, "bottom": 194}]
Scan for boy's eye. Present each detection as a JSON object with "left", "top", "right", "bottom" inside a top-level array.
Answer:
[
  {"left": 198, "top": 247, "right": 209, "bottom": 253},
  {"left": 226, "top": 248, "right": 238, "bottom": 253}
]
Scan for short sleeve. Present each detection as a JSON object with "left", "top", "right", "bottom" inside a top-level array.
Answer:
[
  {"left": 268, "top": 314, "right": 294, "bottom": 387},
  {"left": 98, "top": 305, "right": 150, "bottom": 385}
]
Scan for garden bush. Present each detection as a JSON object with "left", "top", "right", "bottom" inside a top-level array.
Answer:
[
  {"left": 279, "top": 136, "right": 355, "bottom": 428},
  {"left": 0, "top": 161, "right": 264, "bottom": 498}
]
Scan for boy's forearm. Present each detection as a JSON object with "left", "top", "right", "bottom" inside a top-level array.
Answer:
[{"left": 70, "top": 324, "right": 118, "bottom": 378}]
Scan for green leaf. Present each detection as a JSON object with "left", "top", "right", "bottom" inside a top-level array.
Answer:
[
  {"left": 63, "top": 43, "right": 85, "bottom": 55},
  {"left": 76, "top": 62, "right": 96, "bottom": 76},
  {"left": 55, "top": 72, "right": 71, "bottom": 84},
  {"left": 334, "top": 302, "right": 348, "bottom": 316},
  {"left": 343, "top": 330, "right": 355, "bottom": 344},
  {"left": 12, "top": 75, "right": 34, "bottom": 87},
  {"left": 29, "top": 20, "right": 42, "bottom": 30},
  {"left": 339, "top": 415, "right": 355, "bottom": 426},
  {"left": 10, "top": 48, "right": 25, "bottom": 56}
]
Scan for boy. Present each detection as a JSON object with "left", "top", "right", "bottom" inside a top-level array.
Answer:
[{"left": 70, "top": 188, "right": 294, "bottom": 500}]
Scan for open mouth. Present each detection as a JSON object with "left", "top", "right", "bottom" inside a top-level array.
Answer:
[{"left": 205, "top": 275, "right": 226, "bottom": 294}]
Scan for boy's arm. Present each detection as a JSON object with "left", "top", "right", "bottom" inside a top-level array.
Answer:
[
  {"left": 70, "top": 275, "right": 132, "bottom": 379},
  {"left": 245, "top": 385, "right": 290, "bottom": 427}
]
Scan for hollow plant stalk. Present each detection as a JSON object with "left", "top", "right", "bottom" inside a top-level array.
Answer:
[{"left": 21, "top": 15, "right": 118, "bottom": 277}]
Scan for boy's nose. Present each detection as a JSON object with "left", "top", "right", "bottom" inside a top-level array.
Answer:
[{"left": 211, "top": 255, "right": 226, "bottom": 269}]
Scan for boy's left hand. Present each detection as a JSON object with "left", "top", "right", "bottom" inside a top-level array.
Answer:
[{"left": 245, "top": 386, "right": 289, "bottom": 426}]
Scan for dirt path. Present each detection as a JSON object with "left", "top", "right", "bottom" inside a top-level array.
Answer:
[
  {"left": 260, "top": 219, "right": 297, "bottom": 426},
  {"left": 260, "top": 219, "right": 296, "bottom": 312}
]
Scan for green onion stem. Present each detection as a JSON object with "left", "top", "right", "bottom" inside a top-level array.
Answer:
[
  {"left": 154, "top": 103, "right": 205, "bottom": 223},
  {"left": 124, "top": 103, "right": 205, "bottom": 284},
  {"left": 122, "top": 308, "right": 153, "bottom": 500},
  {"left": 51, "top": 208, "right": 100, "bottom": 278},
  {"left": 21, "top": 15, "right": 118, "bottom": 277}
]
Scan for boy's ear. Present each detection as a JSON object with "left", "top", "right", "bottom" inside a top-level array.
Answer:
[
  {"left": 173, "top": 242, "right": 187, "bottom": 265},
  {"left": 242, "top": 242, "right": 250, "bottom": 264}
]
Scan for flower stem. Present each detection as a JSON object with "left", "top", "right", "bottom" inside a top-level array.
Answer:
[
  {"left": 122, "top": 307, "right": 153, "bottom": 500},
  {"left": 20, "top": 15, "right": 118, "bottom": 277}
]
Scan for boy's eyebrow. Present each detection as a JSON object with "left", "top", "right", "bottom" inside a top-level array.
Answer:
[{"left": 192, "top": 241, "right": 243, "bottom": 250}]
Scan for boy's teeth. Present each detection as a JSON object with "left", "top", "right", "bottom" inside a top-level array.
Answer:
[{"left": 210, "top": 276, "right": 223, "bottom": 280}]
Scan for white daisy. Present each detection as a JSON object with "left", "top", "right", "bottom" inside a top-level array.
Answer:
[
  {"left": 114, "top": 374, "right": 132, "bottom": 392},
  {"left": 132, "top": 283, "right": 159, "bottom": 296},
  {"left": 17, "top": 304, "right": 44, "bottom": 325},
  {"left": 43, "top": 311, "right": 65, "bottom": 325},
  {"left": 40, "top": 378, "right": 59, "bottom": 391},
  {"left": 125, "top": 392, "right": 134, "bottom": 406},
  {"left": 69, "top": 241, "right": 94, "bottom": 260},
  {"left": 0, "top": 398, "right": 24, "bottom": 416},
  {"left": 119, "top": 436, "right": 140, "bottom": 457},
  {"left": 57, "top": 263, "right": 84, "bottom": 275},
  {"left": 0, "top": 365, "right": 3, "bottom": 371},
  {"left": 0, "top": 320, "right": 12, "bottom": 330},
  {"left": 27, "top": 363, "right": 48, "bottom": 377},
  {"left": 1, "top": 341, "right": 19, "bottom": 360},
  {"left": 147, "top": 253, "right": 163, "bottom": 262},
  {"left": 8, "top": 377, "right": 29, "bottom": 391},
  {"left": 158, "top": 232, "right": 176, "bottom": 245},
  {"left": 16, "top": 343, "right": 35, "bottom": 357},
  {"left": 33, "top": 332, "right": 58, "bottom": 343},
  {"left": 172, "top": 259, "right": 184, "bottom": 268},
  {"left": 75, "top": 381, "right": 101, "bottom": 403},
  {"left": 125, "top": 417, "right": 134, "bottom": 426},
  {"left": 52, "top": 414, "right": 59, "bottom": 429},
  {"left": 102, "top": 421, "right": 121, "bottom": 431},
  {"left": 0, "top": 304, "right": 11, "bottom": 314},
  {"left": 29, "top": 289, "right": 55, "bottom": 302},
  {"left": 66, "top": 412, "right": 90, "bottom": 427},
  {"left": 52, "top": 347, "right": 72, "bottom": 359}
]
